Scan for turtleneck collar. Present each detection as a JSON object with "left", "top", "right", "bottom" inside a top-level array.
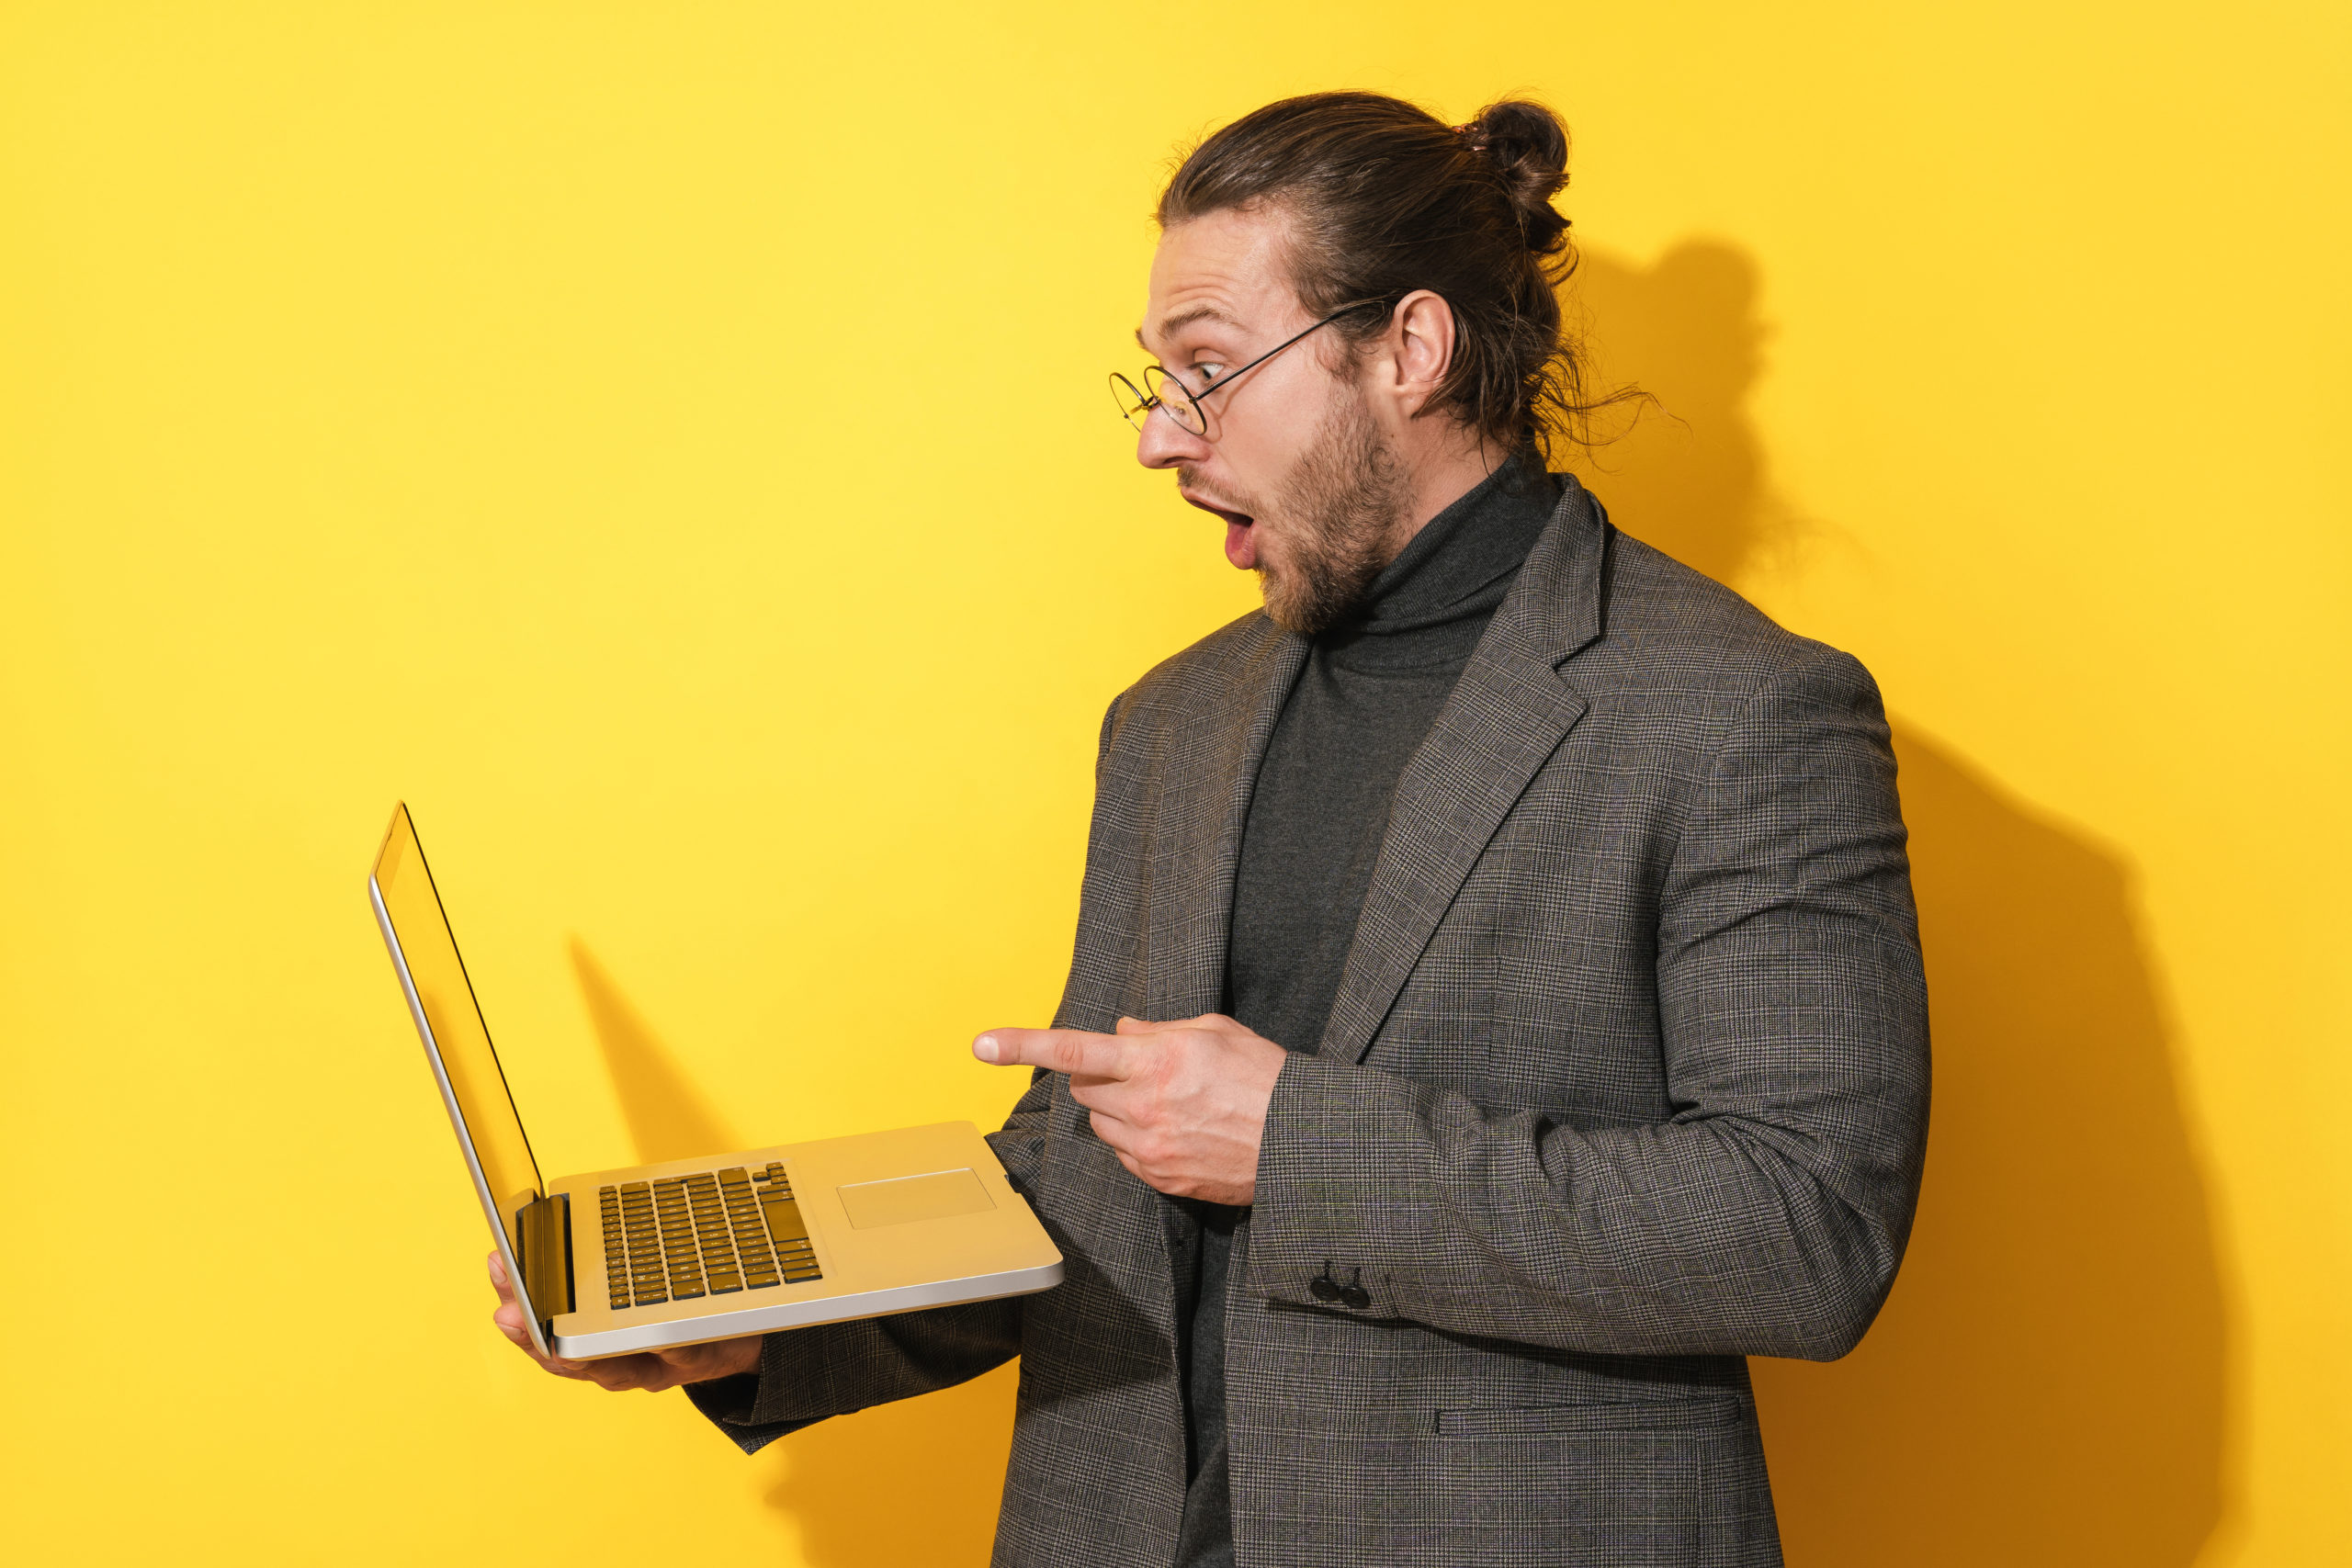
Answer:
[{"left": 1317, "top": 453, "right": 1560, "bottom": 670}]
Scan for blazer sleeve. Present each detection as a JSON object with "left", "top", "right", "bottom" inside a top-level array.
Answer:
[
  {"left": 686, "top": 699, "right": 1125, "bottom": 1451},
  {"left": 1241, "top": 648, "right": 1930, "bottom": 1360}
]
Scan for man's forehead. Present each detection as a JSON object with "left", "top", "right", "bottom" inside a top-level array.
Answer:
[{"left": 1137, "top": 208, "right": 1299, "bottom": 351}]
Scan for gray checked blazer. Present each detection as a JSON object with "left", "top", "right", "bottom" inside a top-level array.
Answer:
[{"left": 705, "top": 476, "right": 1931, "bottom": 1568}]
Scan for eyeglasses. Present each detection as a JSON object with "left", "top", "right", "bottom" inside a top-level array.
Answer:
[{"left": 1109, "top": 299, "right": 1393, "bottom": 438}]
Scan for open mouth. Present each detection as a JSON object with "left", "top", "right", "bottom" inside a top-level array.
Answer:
[{"left": 1182, "top": 491, "right": 1259, "bottom": 570}]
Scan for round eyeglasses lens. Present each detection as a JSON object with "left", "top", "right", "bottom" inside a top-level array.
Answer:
[
  {"left": 1140, "top": 366, "right": 1206, "bottom": 436},
  {"left": 1109, "top": 373, "right": 1152, "bottom": 429}
]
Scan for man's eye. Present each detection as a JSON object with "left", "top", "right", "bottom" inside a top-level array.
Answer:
[{"left": 1193, "top": 364, "right": 1227, "bottom": 389}]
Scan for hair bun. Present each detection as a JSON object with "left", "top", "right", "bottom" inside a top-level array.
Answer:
[{"left": 1464, "top": 99, "right": 1571, "bottom": 254}]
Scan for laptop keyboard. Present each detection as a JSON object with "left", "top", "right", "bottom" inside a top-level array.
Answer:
[{"left": 598, "top": 1161, "right": 823, "bottom": 1312}]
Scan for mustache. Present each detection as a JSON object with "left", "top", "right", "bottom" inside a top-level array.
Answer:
[{"left": 1176, "top": 466, "right": 1253, "bottom": 514}]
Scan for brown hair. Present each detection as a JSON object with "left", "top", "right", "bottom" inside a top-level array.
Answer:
[{"left": 1158, "top": 91, "right": 1602, "bottom": 456}]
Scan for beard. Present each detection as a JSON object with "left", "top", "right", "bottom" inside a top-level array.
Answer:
[
  {"left": 1188, "top": 389, "right": 1413, "bottom": 637},
  {"left": 1260, "top": 390, "right": 1412, "bottom": 634}
]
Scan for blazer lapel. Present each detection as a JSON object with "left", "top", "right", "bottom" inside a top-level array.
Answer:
[
  {"left": 1145, "top": 618, "right": 1309, "bottom": 1020},
  {"left": 1318, "top": 480, "right": 1611, "bottom": 1064}
]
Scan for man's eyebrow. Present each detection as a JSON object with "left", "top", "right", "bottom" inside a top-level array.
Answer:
[{"left": 1135, "top": 304, "right": 1243, "bottom": 352}]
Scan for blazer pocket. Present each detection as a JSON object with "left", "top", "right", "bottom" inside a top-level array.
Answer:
[{"left": 1436, "top": 1392, "right": 1745, "bottom": 1438}]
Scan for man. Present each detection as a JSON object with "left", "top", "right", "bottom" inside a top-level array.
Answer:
[{"left": 492, "top": 91, "right": 1928, "bottom": 1566}]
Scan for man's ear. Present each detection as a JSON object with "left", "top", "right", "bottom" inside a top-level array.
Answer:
[{"left": 1385, "top": 289, "right": 1458, "bottom": 417}]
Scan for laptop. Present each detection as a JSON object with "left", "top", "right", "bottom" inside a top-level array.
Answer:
[{"left": 368, "top": 802, "right": 1063, "bottom": 1360}]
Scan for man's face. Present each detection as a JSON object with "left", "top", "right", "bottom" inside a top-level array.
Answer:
[{"left": 1134, "top": 207, "right": 1410, "bottom": 633}]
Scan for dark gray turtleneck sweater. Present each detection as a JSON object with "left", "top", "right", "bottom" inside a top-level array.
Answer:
[{"left": 1170, "top": 457, "right": 1562, "bottom": 1567}]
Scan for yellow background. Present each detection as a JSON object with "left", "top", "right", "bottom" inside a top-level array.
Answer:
[{"left": 3, "top": 3, "right": 2344, "bottom": 1562}]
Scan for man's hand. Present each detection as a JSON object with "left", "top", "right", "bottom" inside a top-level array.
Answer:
[
  {"left": 973, "top": 1013, "right": 1286, "bottom": 1205},
  {"left": 486, "top": 1251, "right": 762, "bottom": 1392}
]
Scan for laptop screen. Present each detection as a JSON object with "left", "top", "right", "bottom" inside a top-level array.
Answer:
[{"left": 370, "top": 805, "right": 545, "bottom": 1265}]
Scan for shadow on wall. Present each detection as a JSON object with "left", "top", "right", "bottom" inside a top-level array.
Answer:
[
  {"left": 569, "top": 938, "right": 1016, "bottom": 1566},
  {"left": 571, "top": 938, "right": 741, "bottom": 1161},
  {"left": 1572, "top": 243, "right": 2226, "bottom": 1566},
  {"left": 1569, "top": 241, "right": 1801, "bottom": 584},
  {"left": 761, "top": 1366, "right": 1017, "bottom": 1566}
]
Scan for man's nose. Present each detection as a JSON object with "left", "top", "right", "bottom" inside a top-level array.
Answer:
[{"left": 1136, "top": 407, "right": 1208, "bottom": 470}]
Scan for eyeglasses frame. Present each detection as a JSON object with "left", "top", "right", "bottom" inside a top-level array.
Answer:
[{"left": 1110, "top": 297, "right": 1397, "bottom": 438}]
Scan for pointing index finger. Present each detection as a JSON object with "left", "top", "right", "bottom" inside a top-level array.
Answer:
[{"left": 974, "top": 1028, "right": 1134, "bottom": 1079}]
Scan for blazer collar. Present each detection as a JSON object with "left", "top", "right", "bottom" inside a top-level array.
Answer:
[
  {"left": 1141, "top": 617, "right": 1308, "bottom": 1021},
  {"left": 1487, "top": 470, "right": 1608, "bottom": 671},
  {"left": 1317, "top": 476, "right": 1608, "bottom": 1061}
]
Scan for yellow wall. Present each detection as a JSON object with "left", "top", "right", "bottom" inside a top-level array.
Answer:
[{"left": 3, "top": 4, "right": 2343, "bottom": 1563}]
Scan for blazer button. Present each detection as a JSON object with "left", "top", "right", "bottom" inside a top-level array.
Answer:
[
  {"left": 1309, "top": 1276, "right": 1340, "bottom": 1302},
  {"left": 1340, "top": 1285, "right": 1371, "bottom": 1310}
]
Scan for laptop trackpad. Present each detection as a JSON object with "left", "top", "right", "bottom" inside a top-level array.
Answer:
[{"left": 837, "top": 1168, "right": 997, "bottom": 1230}]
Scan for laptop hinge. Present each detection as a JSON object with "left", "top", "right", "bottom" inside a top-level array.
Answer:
[{"left": 517, "top": 1191, "right": 575, "bottom": 1329}]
